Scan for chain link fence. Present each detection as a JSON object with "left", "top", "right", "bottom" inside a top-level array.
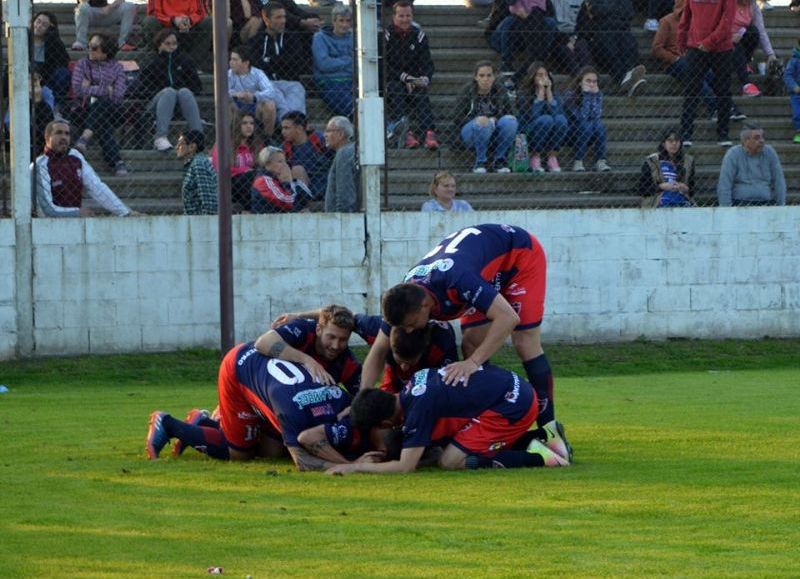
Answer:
[{"left": 1, "top": 0, "right": 796, "bottom": 217}]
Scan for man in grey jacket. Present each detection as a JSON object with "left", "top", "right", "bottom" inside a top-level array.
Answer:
[
  {"left": 717, "top": 124, "right": 786, "bottom": 206},
  {"left": 323, "top": 116, "right": 359, "bottom": 212}
]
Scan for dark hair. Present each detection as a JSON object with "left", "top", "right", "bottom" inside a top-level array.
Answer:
[
  {"left": 181, "top": 129, "right": 205, "bottom": 152},
  {"left": 262, "top": 1, "right": 287, "bottom": 19},
  {"left": 656, "top": 126, "right": 687, "bottom": 180},
  {"left": 393, "top": 0, "right": 414, "bottom": 13},
  {"left": 568, "top": 65, "right": 599, "bottom": 109},
  {"left": 230, "top": 46, "right": 250, "bottom": 64},
  {"left": 90, "top": 33, "right": 117, "bottom": 59},
  {"left": 32, "top": 11, "right": 61, "bottom": 36},
  {"left": 282, "top": 110, "right": 308, "bottom": 129},
  {"left": 382, "top": 284, "right": 426, "bottom": 327},
  {"left": 520, "top": 60, "right": 551, "bottom": 94},
  {"left": 350, "top": 389, "right": 397, "bottom": 430},
  {"left": 390, "top": 325, "right": 431, "bottom": 362},
  {"left": 230, "top": 110, "right": 263, "bottom": 158},
  {"left": 44, "top": 119, "right": 70, "bottom": 138},
  {"left": 153, "top": 27, "right": 178, "bottom": 51},
  {"left": 318, "top": 304, "right": 356, "bottom": 331}
]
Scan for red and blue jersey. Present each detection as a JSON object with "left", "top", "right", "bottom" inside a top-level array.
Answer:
[
  {"left": 398, "top": 364, "right": 535, "bottom": 449},
  {"left": 403, "top": 224, "right": 537, "bottom": 321},
  {"left": 354, "top": 314, "right": 459, "bottom": 393},
  {"left": 275, "top": 318, "right": 361, "bottom": 395}
]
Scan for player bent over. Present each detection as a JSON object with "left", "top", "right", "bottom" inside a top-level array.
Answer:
[
  {"left": 327, "top": 365, "right": 569, "bottom": 475},
  {"left": 362, "top": 223, "right": 572, "bottom": 461}
]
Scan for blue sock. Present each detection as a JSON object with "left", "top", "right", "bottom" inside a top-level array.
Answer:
[
  {"left": 163, "top": 415, "right": 230, "bottom": 460},
  {"left": 522, "top": 354, "right": 555, "bottom": 425},
  {"left": 465, "top": 451, "right": 545, "bottom": 469}
]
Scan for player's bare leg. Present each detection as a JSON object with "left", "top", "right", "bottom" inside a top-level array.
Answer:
[{"left": 438, "top": 444, "right": 468, "bottom": 470}]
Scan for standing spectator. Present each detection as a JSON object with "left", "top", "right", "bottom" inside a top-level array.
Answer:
[
  {"left": 30, "top": 11, "right": 71, "bottom": 105},
  {"left": 551, "top": 0, "right": 593, "bottom": 76},
  {"left": 70, "top": 34, "right": 129, "bottom": 177},
  {"left": 137, "top": 29, "right": 204, "bottom": 152},
  {"left": 177, "top": 130, "right": 218, "bottom": 215},
  {"left": 421, "top": 171, "right": 473, "bottom": 212},
  {"left": 73, "top": 0, "right": 137, "bottom": 52},
  {"left": 519, "top": 61, "right": 569, "bottom": 173},
  {"left": 717, "top": 124, "right": 786, "bottom": 206},
  {"left": 281, "top": 111, "right": 331, "bottom": 201},
  {"left": 731, "top": 0, "right": 776, "bottom": 98},
  {"left": 312, "top": 3, "right": 354, "bottom": 117},
  {"left": 228, "top": 47, "right": 280, "bottom": 139},
  {"left": 638, "top": 126, "right": 695, "bottom": 207},
  {"left": 247, "top": 2, "right": 307, "bottom": 116},
  {"left": 575, "top": 0, "right": 647, "bottom": 96},
  {"left": 324, "top": 116, "right": 359, "bottom": 213},
  {"left": 785, "top": 39, "right": 800, "bottom": 144},
  {"left": 143, "top": 0, "right": 213, "bottom": 72},
  {"left": 251, "top": 146, "right": 313, "bottom": 213},
  {"left": 211, "top": 111, "right": 264, "bottom": 212},
  {"left": 384, "top": 0, "right": 439, "bottom": 150},
  {"left": 33, "top": 120, "right": 133, "bottom": 217},
  {"left": 677, "top": 0, "right": 736, "bottom": 147},
  {"left": 564, "top": 66, "right": 610, "bottom": 172},
  {"left": 453, "top": 61, "right": 517, "bottom": 174}
]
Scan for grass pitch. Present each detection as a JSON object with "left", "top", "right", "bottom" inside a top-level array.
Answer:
[{"left": 1, "top": 339, "right": 799, "bottom": 578}]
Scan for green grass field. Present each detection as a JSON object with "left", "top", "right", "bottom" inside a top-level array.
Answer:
[{"left": 1, "top": 340, "right": 799, "bottom": 578}]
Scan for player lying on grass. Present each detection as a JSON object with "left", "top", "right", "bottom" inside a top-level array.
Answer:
[
  {"left": 327, "top": 364, "right": 571, "bottom": 475},
  {"left": 360, "top": 223, "right": 572, "bottom": 461}
]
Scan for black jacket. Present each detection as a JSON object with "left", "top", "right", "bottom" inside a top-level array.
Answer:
[
  {"left": 384, "top": 22, "right": 434, "bottom": 83},
  {"left": 137, "top": 50, "right": 202, "bottom": 99},
  {"left": 29, "top": 28, "right": 70, "bottom": 85},
  {"left": 247, "top": 29, "right": 305, "bottom": 82}
]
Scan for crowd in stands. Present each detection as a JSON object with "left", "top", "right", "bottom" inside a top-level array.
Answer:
[{"left": 8, "top": 0, "right": 796, "bottom": 217}]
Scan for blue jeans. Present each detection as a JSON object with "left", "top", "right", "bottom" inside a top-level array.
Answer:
[
  {"left": 524, "top": 114, "right": 568, "bottom": 153},
  {"left": 791, "top": 94, "right": 800, "bottom": 131},
  {"left": 666, "top": 57, "right": 716, "bottom": 115},
  {"left": 570, "top": 119, "right": 607, "bottom": 161},
  {"left": 460, "top": 115, "right": 519, "bottom": 165},
  {"left": 318, "top": 79, "right": 353, "bottom": 117},
  {"left": 489, "top": 16, "right": 523, "bottom": 67}
]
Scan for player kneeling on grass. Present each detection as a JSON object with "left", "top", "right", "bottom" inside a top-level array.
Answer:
[{"left": 327, "top": 364, "right": 570, "bottom": 475}]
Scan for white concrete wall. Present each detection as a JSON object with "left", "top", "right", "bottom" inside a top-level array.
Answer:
[{"left": 2, "top": 207, "right": 798, "bottom": 358}]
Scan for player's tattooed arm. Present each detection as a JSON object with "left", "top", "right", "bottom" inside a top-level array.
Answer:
[
  {"left": 253, "top": 330, "right": 335, "bottom": 385},
  {"left": 287, "top": 446, "right": 335, "bottom": 472},
  {"left": 266, "top": 340, "right": 287, "bottom": 358},
  {"left": 297, "top": 425, "right": 351, "bottom": 464}
]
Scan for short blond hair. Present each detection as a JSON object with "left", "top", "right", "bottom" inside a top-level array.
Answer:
[{"left": 428, "top": 171, "right": 455, "bottom": 198}]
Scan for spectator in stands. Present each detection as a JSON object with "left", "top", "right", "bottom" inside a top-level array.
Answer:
[
  {"left": 138, "top": 29, "right": 204, "bottom": 152},
  {"left": 731, "top": 0, "right": 776, "bottom": 98},
  {"left": 33, "top": 120, "right": 134, "bottom": 217},
  {"left": 211, "top": 111, "right": 264, "bottom": 212},
  {"left": 4, "top": 72, "right": 55, "bottom": 156},
  {"left": 786, "top": 39, "right": 800, "bottom": 144},
  {"left": 717, "top": 124, "right": 786, "bottom": 206},
  {"left": 312, "top": 3, "right": 354, "bottom": 117},
  {"left": 251, "top": 145, "right": 313, "bottom": 213},
  {"left": 384, "top": 0, "right": 440, "bottom": 150},
  {"left": 551, "top": 0, "right": 593, "bottom": 76},
  {"left": 638, "top": 126, "right": 695, "bottom": 207},
  {"left": 236, "top": 0, "right": 324, "bottom": 45},
  {"left": 73, "top": 0, "right": 137, "bottom": 52},
  {"left": 30, "top": 11, "right": 71, "bottom": 105},
  {"left": 177, "top": 129, "right": 218, "bottom": 215},
  {"left": 247, "top": 2, "right": 307, "bottom": 117},
  {"left": 677, "top": 0, "right": 735, "bottom": 148},
  {"left": 324, "top": 116, "right": 359, "bottom": 212},
  {"left": 143, "top": 0, "right": 213, "bottom": 72},
  {"left": 281, "top": 111, "right": 332, "bottom": 201},
  {"left": 575, "top": 0, "right": 647, "bottom": 96},
  {"left": 489, "top": 0, "right": 555, "bottom": 75},
  {"left": 453, "top": 61, "right": 517, "bottom": 174},
  {"left": 519, "top": 61, "right": 569, "bottom": 173},
  {"left": 233, "top": 0, "right": 262, "bottom": 44},
  {"left": 228, "top": 47, "right": 279, "bottom": 139},
  {"left": 564, "top": 66, "right": 610, "bottom": 172},
  {"left": 643, "top": 0, "right": 674, "bottom": 32},
  {"left": 70, "top": 34, "right": 129, "bottom": 177},
  {"left": 421, "top": 171, "right": 474, "bottom": 212}
]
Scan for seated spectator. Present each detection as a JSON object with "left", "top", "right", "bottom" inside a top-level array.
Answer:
[
  {"left": 575, "top": 0, "right": 647, "bottom": 96},
  {"left": 786, "top": 39, "right": 800, "bottom": 144},
  {"left": 489, "top": 0, "right": 556, "bottom": 76},
  {"left": 232, "top": 0, "right": 263, "bottom": 44},
  {"left": 312, "top": 3, "right": 354, "bottom": 117},
  {"left": 143, "top": 0, "right": 213, "bottom": 72},
  {"left": 251, "top": 146, "right": 313, "bottom": 213},
  {"left": 33, "top": 120, "right": 133, "bottom": 217},
  {"left": 384, "top": 0, "right": 439, "bottom": 150},
  {"left": 228, "top": 47, "right": 280, "bottom": 139},
  {"left": 177, "top": 129, "right": 218, "bottom": 215},
  {"left": 30, "top": 11, "right": 71, "bottom": 105},
  {"left": 211, "top": 111, "right": 264, "bottom": 212},
  {"left": 69, "top": 34, "right": 129, "bottom": 176},
  {"left": 280, "top": 111, "right": 332, "bottom": 201},
  {"left": 732, "top": 0, "right": 776, "bottom": 98},
  {"left": 518, "top": 61, "right": 568, "bottom": 173},
  {"left": 4, "top": 72, "right": 55, "bottom": 156},
  {"left": 247, "top": 2, "right": 307, "bottom": 117},
  {"left": 637, "top": 126, "right": 695, "bottom": 207},
  {"left": 72, "top": 0, "right": 137, "bottom": 51},
  {"left": 324, "top": 116, "right": 359, "bottom": 212},
  {"left": 453, "top": 60, "right": 517, "bottom": 173},
  {"left": 137, "top": 29, "right": 204, "bottom": 152},
  {"left": 717, "top": 124, "right": 786, "bottom": 206},
  {"left": 564, "top": 66, "right": 610, "bottom": 172},
  {"left": 421, "top": 171, "right": 473, "bottom": 212},
  {"left": 551, "top": 0, "right": 593, "bottom": 76}
]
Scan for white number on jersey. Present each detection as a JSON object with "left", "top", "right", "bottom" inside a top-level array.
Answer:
[
  {"left": 421, "top": 227, "right": 482, "bottom": 260},
  {"left": 266, "top": 359, "right": 307, "bottom": 385}
]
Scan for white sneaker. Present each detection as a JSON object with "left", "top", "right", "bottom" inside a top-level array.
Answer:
[
  {"left": 154, "top": 137, "right": 173, "bottom": 151},
  {"left": 526, "top": 439, "right": 569, "bottom": 467},
  {"left": 643, "top": 18, "right": 659, "bottom": 32},
  {"left": 595, "top": 159, "right": 611, "bottom": 172},
  {"left": 760, "top": 0, "right": 774, "bottom": 10},
  {"left": 541, "top": 420, "right": 573, "bottom": 461},
  {"left": 572, "top": 160, "right": 586, "bottom": 172}
]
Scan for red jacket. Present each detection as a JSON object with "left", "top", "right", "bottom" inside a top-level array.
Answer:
[
  {"left": 677, "top": 0, "right": 735, "bottom": 53},
  {"left": 147, "top": 0, "right": 207, "bottom": 27}
]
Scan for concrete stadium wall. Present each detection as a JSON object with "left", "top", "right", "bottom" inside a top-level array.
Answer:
[{"left": 1, "top": 207, "right": 798, "bottom": 359}]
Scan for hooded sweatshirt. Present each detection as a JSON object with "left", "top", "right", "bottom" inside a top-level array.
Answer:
[
  {"left": 312, "top": 26, "right": 353, "bottom": 83},
  {"left": 677, "top": 0, "right": 735, "bottom": 53}
]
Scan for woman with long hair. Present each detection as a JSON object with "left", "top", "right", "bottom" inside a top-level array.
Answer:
[
  {"left": 637, "top": 126, "right": 695, "bottom": 207},
  {"left": 211, "top": 111, "right": 264, "bottom": 212},
  {"left": 30, "top": 11, "right": 71, "bottom": 104},
  {"left": 564, "top": 66, "right": 610, "bottom": 172},
  {"left": 518, "top": 61, "right": 568, "bottom": 173}
]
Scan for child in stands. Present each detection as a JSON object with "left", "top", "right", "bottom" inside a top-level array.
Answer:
[{"left": 564, "top": 66, "right": 610, "bottom": 172}]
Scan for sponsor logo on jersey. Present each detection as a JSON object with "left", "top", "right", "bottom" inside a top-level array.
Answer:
[
  {"left": 493, "top": 273, "right": 503, "bottom": 291},
  {"left": 500, "top": 224, "right": 516, "bottom": 233},
  {"left": 506, "top": 282, "right": 526, "bottom": 297},
  {"left": 290, "top": 326, "right": 302, "bottom": 337},
  {"left": 238, "top": 410, "right": 258, "bottom": 419},
  {"left": 404, "top": 258, "right": 454, "bottom": 281},
  {"left": 330, "top": 424, "right": 349, "bottom": 445},
  {"left": 311, "top": 403, "right": 335, "bottom": 417},
  {"left": 505, "top": 373, "right": 521, "bottom": 403},
  {"left": 292, "top": 386, "right": 343, "bottom": 409},
  {"left": 411, "top": 369, "right": 429, "bottom": 396},
  {"left": 237, "top": 347, "right": 258, "bottom": 366}
]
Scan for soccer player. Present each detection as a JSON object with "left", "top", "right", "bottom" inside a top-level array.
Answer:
[
  {"left": 327, "top": 365, "right": 569, "bottom": 475},
  {"left": 146, "top": 343, "right": 382, "bottom": 470},
  {"left": 360, "top": 223, "right": 572, "bottom": 460},
  {"left": 254, "top": 303, "right": 361, "bottom": 393}
]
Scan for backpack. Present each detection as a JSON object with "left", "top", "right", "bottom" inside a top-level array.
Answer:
[{"left": 763, "top": 60, "right": 786, "bottom": 97}]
